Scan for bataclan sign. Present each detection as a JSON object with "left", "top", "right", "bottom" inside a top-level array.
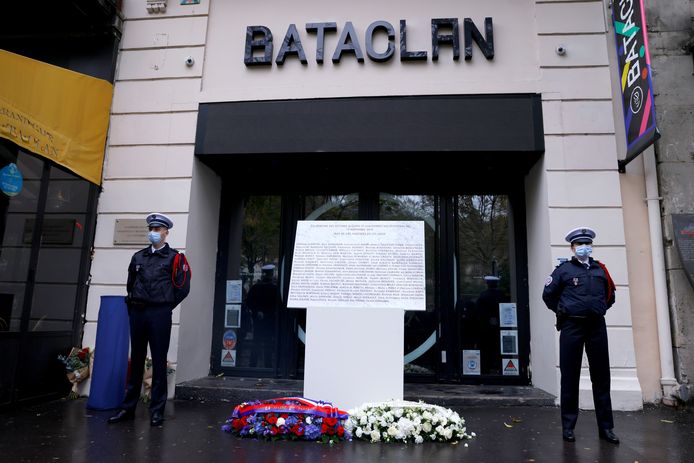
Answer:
[{"left": 244, "top": 18, "right": 494, "bottom": 66}]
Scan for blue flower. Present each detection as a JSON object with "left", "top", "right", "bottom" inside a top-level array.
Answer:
[{"left": 304, "top": 423, "right": 322, "bottom": 440}]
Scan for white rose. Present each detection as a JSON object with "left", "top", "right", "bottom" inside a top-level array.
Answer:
[
  {"left": 355, "top": 428, "right": 363, "bottom": 438},
  {"left": 360, "top": 415, "right": 368, "bottom": 425},
  {"left": 276, "top": 417, "right": 285, "bottom": 427},
  {"left": 387, "top": 426, "right": 398, "bottom": 437},
  {"left": 422, "top": 411, "right": 433, "bottom": 420},
  {"left": 443, "top": 428, "right": 453, "bottom": 440},
  {"left": 370, "top": 430, "right": 380, "bottom": 442},
  {"left": 435, "top": 425, "right": 445, "bottom": 435},
  {"left": 393, "top": 408, "right": 403, "bottom": 418},
  {"left": 305, "top": 417, "right": 312, "bottom": 424},
  {"left": 414, "top": 435, "right": 424, "bottom": 444},
  {"left": 422, "top": 422, "right": 432, "bottom": 433},
  {"left": 440, "top": 418, "right": 448, "bottom": 426}
]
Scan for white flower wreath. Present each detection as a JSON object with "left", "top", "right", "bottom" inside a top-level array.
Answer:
[{"left": 345, "top": 400, "right": 475, "bottom": 444}]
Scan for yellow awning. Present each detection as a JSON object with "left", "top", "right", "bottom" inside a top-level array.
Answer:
[{"left": 0, "top": 49, "right": 113, "bottom": 185}]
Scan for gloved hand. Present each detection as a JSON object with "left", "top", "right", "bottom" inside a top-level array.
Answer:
[{"left": 555, "top": 306, "right": 568, "bottom": 331}]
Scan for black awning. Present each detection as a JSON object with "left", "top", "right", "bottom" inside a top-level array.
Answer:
[{"left": 195, "top": 94, "right": 544, "bottom": 156}]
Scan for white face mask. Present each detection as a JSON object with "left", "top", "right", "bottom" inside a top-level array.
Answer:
[
  {"left": 148, "top": 231, "right": 162, "bottom": 245},
  {"left": 574, "top": 244, "right": 592, "bottom": 259}
]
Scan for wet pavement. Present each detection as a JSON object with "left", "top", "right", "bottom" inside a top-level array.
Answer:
[{"left": 1, "top": 398, "right": 692, "bottom": 462}]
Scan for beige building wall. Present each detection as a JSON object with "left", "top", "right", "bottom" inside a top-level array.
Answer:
[{"left": 80, "top": 0, "right": 661, "bottom": 408}]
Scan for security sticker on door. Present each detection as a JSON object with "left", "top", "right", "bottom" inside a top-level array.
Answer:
[
  {"left": 221, "top": 349, "right": 236, "bottom": 367},
  {"left": 502, "top": 358, "right": 519, "bottom": 376}
]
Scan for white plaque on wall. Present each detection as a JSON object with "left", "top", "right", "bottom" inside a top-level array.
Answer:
[{"left": 287, "top": 220, "right": 426, "bottom": 310}]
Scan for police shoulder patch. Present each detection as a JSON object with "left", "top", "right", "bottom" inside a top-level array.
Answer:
[{"left": 545, "top": 276, "right": 553, "bottom": 286}]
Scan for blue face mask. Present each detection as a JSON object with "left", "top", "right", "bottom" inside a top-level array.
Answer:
[
  {"left": 575, "top": 244, "right": 592, "bottom": 258},
  {"left": 148, "top": 231, "right": 162, "bottom": 245}
]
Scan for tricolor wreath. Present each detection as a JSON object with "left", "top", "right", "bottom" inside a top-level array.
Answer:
[{"left": 222, "top": 397, "right": 350, "bottom": 443}]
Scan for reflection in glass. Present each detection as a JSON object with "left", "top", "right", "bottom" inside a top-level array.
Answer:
[
  {"left": 380, "top": 194, "right": 438, "bottom": 377},
  {"left": 456, "top": 195, "right": 512, "bottom": 376},
  {"left": 234, "top": 196, "right": 281, "bottom": 369}
]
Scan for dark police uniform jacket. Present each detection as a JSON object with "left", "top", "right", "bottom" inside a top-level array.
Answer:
[
  {"left": 542, "top": 257, "right": 616, "bottom": 318},
  {"left": 126, "top": 243, "right": 183, "bottom": 307}
]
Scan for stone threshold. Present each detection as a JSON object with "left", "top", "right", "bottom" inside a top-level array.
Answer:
[{"left": 175, "top": 376, "right": 556, "bottom": 408}]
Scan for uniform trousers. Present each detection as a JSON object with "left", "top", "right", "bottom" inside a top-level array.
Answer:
[
  {"left": 559, "top": 316, "right": 614, "bottom": 431},
  {"left": 121, "top": 304, "right": 172, "bottom": 415}
]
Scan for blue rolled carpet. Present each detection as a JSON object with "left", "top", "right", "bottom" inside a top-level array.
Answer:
[{"left": 87, "top": 296, "right": 130, "bottom": 410}]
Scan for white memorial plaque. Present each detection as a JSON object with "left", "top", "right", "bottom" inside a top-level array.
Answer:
[
  {"left": 287, "top": 221, "right": 426, "bottom": 310},
  {"left": 499, "top": 303, "right": 517, "bottom": 328}
]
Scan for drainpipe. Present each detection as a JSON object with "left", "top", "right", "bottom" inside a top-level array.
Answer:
[{"left": 643, "top": 149, "right": 680, "bottom": 405}]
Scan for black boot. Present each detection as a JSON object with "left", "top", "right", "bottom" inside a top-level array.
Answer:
[
  {"left": 108, "top": 409, "right": 134, "bottom": 424},
  {"left": 562, "top": 429, "right": 575, "bottom": 442},
  {"left": 599, "top": 428, "right": 620, "bottom": 444}
]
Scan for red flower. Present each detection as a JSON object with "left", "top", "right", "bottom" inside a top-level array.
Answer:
[
  {"left": 337, "top": 426, "right": 344, "bottom": 437},
  {"left": 324, "top": 417, "right": 337, "bottom": 426},
  {"left": 291, "top": 425, "right": 304, "bottom": 436},
  {"left": 232, "top": 419, "right": 244, "bottom": 430},
  {"left": 266, "top": 414, "right": 277, "bottom": 425},
  {"left": 280, "top": 413, "right": 288, "bottom": 419},
  {"left": 270, "top": 427, "right": 279, "bottom": 435},
  {"left": 321, "top": 423, "right": 328, "bottom": 433},
  {"left": 326, "top": 426, "right": 336, "bottom": 436}
]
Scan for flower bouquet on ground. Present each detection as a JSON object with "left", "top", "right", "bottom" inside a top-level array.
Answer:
[
  {"left": 222, "top": 397, "right": 350, "bottom": 443},
  {"left": 346, "top": 400, "right": 475, "bottom": 444},
  {"left": 57, "top": 347, "right": 91, "bottom": 398}
]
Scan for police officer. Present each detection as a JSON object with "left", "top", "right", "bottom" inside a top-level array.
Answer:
[
  {"left": 109, "top": 213, "right": 185, "bottom": 427},
  {"left": 542, "top": 227, "right": 619, "bottom": 444}
]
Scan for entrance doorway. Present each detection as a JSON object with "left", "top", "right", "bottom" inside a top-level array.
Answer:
[
  {"left": 210, "top": 191, "right": 530, "bottom": 384},
  {"left": 198, "top": 93, "right": 543, "bottom": 385}
]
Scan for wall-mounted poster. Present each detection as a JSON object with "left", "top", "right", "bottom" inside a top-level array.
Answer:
[
  {"left": 500, "top": 330, "right": 518, "bottom": 355},
  {"left": 672, "top": 214, "right": 694, "bottom": 288}
]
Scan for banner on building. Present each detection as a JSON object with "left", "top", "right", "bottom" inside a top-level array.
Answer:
[
  {"left": 0, "top": 49, "right": 113, "bottom": 185},
  {"left": 611, "top": 0, "right": 659, "bottom": 160}
]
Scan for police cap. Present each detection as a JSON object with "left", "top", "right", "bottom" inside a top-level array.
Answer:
[
  {"left": 565, "top": 227, "right": 595, "bottom": 244},
  {"left": 146, "top": 212, "right": 173, "bottom": 229}
]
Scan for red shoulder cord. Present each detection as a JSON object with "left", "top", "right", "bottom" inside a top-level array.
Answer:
[
  {"left": 172, "top": 253, "right": 191, "bottom": 289},
  {"left": 596, "top": 261, "right": 615, "bottom": 302}
]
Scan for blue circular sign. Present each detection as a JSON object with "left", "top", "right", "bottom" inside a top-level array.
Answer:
[
  {"left": 223, "top": 330, "right": 237, "bottom": 350},
  {"left": 0, "top": 163, "right": 23, "bottom": 197}
]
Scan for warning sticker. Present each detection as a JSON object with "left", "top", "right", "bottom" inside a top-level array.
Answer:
[
  {"left": 502, "top": 358, "right": 519, "bottom": 376},
  {"left": 221, "top": 349, "right": 236, "bottom": 367}
]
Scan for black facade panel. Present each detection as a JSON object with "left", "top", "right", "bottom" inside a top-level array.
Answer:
[{"left": 195, "top": 94, "right": 544, "bottom": 156}]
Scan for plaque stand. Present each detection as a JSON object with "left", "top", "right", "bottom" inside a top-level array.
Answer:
[{"left": 303, "top": 306, "right": 404, "bottom": 411}]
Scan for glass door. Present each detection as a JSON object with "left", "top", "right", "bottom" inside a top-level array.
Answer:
[{"left": 213, "top": 191, "right": 529, "bottom": 384}]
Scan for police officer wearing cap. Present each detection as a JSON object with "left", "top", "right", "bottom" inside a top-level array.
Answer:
[
  {"left": 109, "top": 213, "right": 184, "bottom": 427},
  {"left": 542, "top": 227, "right": 619, "bottom": 444}
]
